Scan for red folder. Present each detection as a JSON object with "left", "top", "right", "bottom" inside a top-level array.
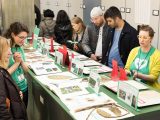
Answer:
[
  {"left": 58, "top": 45, "right": 69, "bottom": 66},
  {"left": 49, "top": 37, "right": 54, "bottom": 52}
]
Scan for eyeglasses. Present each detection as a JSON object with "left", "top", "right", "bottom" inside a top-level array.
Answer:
[
  {"left": 17, "top": 35, "right": 27, "bottom": 40},
  {"left": 137, "top": 35, "right": 150, "bottom": 40}
]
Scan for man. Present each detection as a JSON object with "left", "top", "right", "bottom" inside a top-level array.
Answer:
[
  {"left": 82, "top": 7, "right": 109, "bottom": 61},
  {"left": 102, "top": 6, "right": 139, "bottom": 67}
]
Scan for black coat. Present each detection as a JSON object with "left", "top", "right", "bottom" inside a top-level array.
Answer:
[
  {"left": 101, "top": 21, "right": 139, "bottom": 66},
  {"left": 54, "top": 24, "right": 73, "bottom": 47},
  {"left": 0, "top": 67, "right": 27, "bottom": 120}
]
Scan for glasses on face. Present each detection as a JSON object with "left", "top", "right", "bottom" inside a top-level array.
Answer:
[
  {"left": 17, "top": 35, "right": 27, "bottom": 40},
  {"left": 137, "top": 35, "right": 150, "bottom": 40}
]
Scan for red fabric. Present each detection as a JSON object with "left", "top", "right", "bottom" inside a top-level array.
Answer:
[
  {"left": 68, "top": 53, "right": 75, "bottom": 71},
  {"left": 111, "top": 60, "right": 119, "bottom": 80},
  {"left": 30, "top": 33, "right": 34, "bottom": 44},
  {"left": 49, "top": 37, "right": 54, "bottom": 52},
  {"left": 58, "top": 46, "right": 69, "bottom": 66},
  {"left": 119, "top": 67, "right": 128, "bottom": 80}
]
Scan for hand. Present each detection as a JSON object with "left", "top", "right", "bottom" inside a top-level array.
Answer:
[
  {"left": 132, "top": 70, "right": 138, "bottom": 80},
  {"left": 19, "top": 91, "right": 23, "bottom": 100},
  {"left": 73, "top": 44, "right": 79, "bottom": 51},
  {"left": 13, "top": 52, "right": 22, "bottom": 63},
  {"left": 90, "top": 54, "right": 97, "bottom": 61},
  {"left": 125, "top": 70, "right": 131, "bottom": 76}
]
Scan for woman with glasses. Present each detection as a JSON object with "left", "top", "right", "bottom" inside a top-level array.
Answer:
[
  {"left": 125, "top": 25, "right": 160, "bottom": 89},
  {"left": 3, "top": 22, "right": 29, "bottom": 106},
  {"left": 0, "top": 36, "right": 27, "bottom": 119}
]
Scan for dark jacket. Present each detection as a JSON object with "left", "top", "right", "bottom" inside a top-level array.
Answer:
[
  {"left": 82, "top": 23, "right": 110, "bottom": 57},
  {"left": 54, "top": 24, "right": 73, "bottom": 47},
  {"left": 0, "top": 67, "right": 27, "bottom": 120},
  {"left": 101, "top": 20, "right": 139, "bottom": 65}
]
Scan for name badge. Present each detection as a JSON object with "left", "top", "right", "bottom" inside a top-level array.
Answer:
[{"left": 18, "top": 74, "right": 25, "bottom": 81}]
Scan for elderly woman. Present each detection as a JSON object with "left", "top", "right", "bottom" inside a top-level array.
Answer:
[
  {"left": 125, "top": 25, "right": 160, "bottom": 89},
  {"left": 71, "top": 16, "right": 86, "bottom": 53},
  {"left": 0, "top": 36, "right": 27, "bottom": 119}
]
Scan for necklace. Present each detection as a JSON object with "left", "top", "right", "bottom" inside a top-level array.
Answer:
[{"left": 137, "top": 47, "right": 152, "bottom": 72}]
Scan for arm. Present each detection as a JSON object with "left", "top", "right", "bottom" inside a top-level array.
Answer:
[
  {"left": 133, "top": 71, "right": 155, "bottom": 82},
  {"left": 7, "top": 52, "right": 21, "bottom": 74},
  {"left": 81, "top": 26, "right": 93, "bottom": 57},
  {"left": 133, "top": 51, "right": 160, "bottom": 82},
  {"left": 20, "top": 61, "right": 29, "bottom": 73},
  {"left": 0, "top": 72, "right": 13, "bottom": 119}
]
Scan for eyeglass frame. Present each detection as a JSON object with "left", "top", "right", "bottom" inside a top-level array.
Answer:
[{"left": 137, "top": 35, "right": 151, "bottom": 40}]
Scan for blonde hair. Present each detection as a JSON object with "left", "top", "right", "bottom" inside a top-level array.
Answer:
[
  {"left": 71, "top": 16, "right": 86, "bottom": 33},
  {"left": 0, "top": 36, "right": 10, "bottom": 69}
]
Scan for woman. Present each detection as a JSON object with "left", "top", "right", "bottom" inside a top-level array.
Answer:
[
  {"left": 39, "top": 9, "right": 56, "bottom": 38},
  {"left": 54, "top": 10, "right": 73, "bottom": 46},
  {"left": 4, "top": 22, "right": 29, "bottom": 106},
  {"left": 0, "top": 36, "right": 27, "bottom": 119},
  {"left": 71, "top": 16, "right": 86, "bottom": 53},
  {"left": 125, "top": 25, "right": 160, "bottom": 89}
]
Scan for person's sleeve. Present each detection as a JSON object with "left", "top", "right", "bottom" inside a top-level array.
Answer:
[
  {"left": 130, "top": 29, "right": 139, "bottom": 49},
  {"left": 125, "top": 48, "right": 135, "bottom": 70},
  {"left": 0, "top": 72, "right": 13, "bottom": 120},
  {"left": 81, "top": 26, "right": 93, "bottom": 57},
  {"left": 150, "top": 51, "right": 160, "bottom": 81}
]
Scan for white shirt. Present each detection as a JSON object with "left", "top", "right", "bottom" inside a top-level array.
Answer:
[{"left": 95, "top": 25, "right": 103, "bottom": 57}]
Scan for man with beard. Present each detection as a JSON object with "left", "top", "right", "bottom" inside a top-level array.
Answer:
[
  {"left": 82, "top": 6, "right": 109, "bottom": 61},
  {"left": 102, "top": 6, "right": 139, "bottom": 67}
]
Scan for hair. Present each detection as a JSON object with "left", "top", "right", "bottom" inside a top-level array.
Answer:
[
  {"left": 0, "top": 36, "right": 10, "bottom": 69},
  {"left": 139, "top": 24, "right": 155, "bottom": 38},
  {"left": 56, "top": 10, "right": 71, "bottom": 25},
  {"left": 3, "top": 22, "right": 29, "bottom": 47},
  {"left": 43, "top": 9, "right": 54, "bottom": 18},
  {"left": 71, "top": 17, "right": 86, "bottom": 32},
  {"left": 104, "top": 6, "right": 122, "bottom": 19}
]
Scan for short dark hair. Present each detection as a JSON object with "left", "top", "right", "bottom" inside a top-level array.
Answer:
[
  {"left": 139, "top": 24, "right": 155, "bottom": 38},
  {"left": 44, "top": 9, "right": 54, "bottom": 18},
  {"left": 104, "top": 6, "right": 122, "bottom": 19}
]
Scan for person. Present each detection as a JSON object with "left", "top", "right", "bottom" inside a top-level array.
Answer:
[
  {"left": 82, "top": 6, "right": 109, "bottom": 61},
  {"left": 102, "top": 6, "right": 139, "bottom": 67},
  {"left": 39, "top": 9, "right": 56, "bottom": 38},
  {"left": 34, "top": 5, "right": 41, "bottom": 27},
  {"left": 54, "top": 10, "right": 73, "bottom": 47},
  {"left": 3, "top": 22, "right": 29, "bottom": 107},
  {"left": 0, "top": 36, "right": 27, "bottom": 119},
  {"left": 125, "top": 25, "right": 160, "bottom": 89},
  {"left": 71, "top": 16, "right": 86, "bottom": 53}
]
